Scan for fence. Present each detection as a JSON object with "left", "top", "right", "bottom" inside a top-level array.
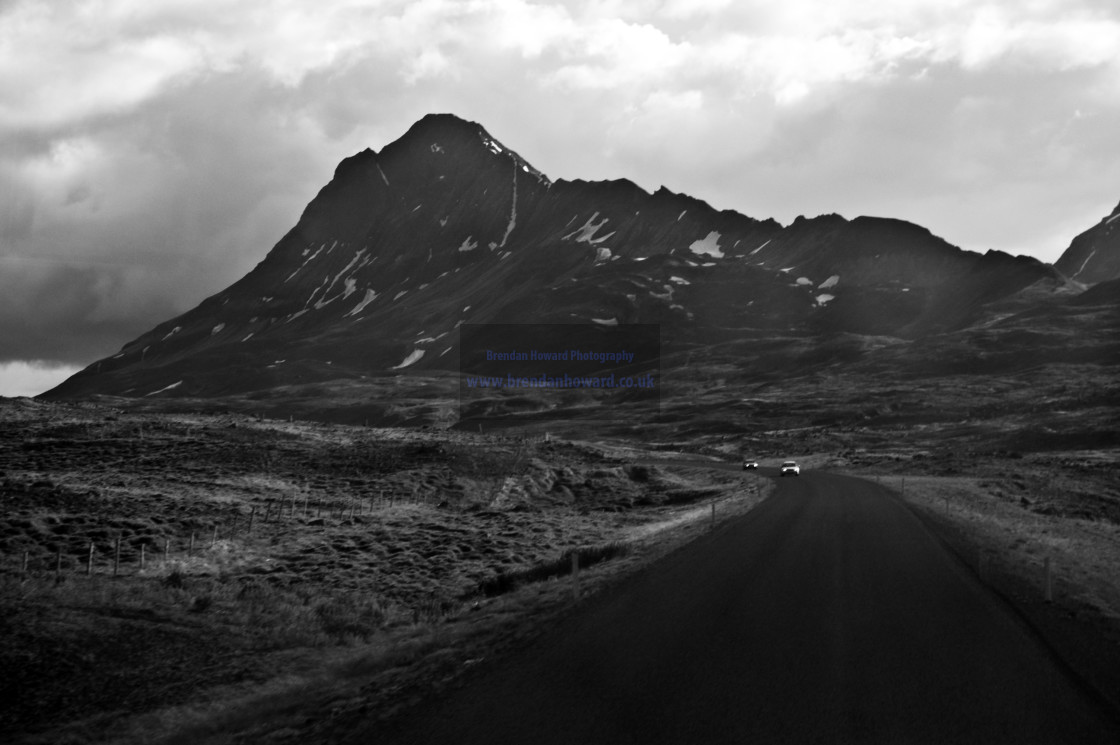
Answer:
[
  {"left": 5, "top": 486, "right": 446, "bottom": 582},
  {"left": 872, "top": 472, "right": 1120, "bottom": 612}
]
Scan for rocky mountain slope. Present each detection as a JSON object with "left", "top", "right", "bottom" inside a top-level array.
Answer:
[
  {"left": 42, "top": 114, "right": 1115, "bottom": 431},
  {"left": 1054, "top": 200, "right": 1120, "bottom": 285}
]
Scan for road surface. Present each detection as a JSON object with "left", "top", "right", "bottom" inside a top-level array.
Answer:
[{"left": 369, "top": 468, "right": 1120, "bottom": 744}]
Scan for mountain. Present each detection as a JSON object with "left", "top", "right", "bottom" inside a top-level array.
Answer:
[
  {"left": 43, "top": 114, "right": 1089, "bottom": 426},
  {"left": 1054, "top": 200, "right": 1120, "bottom": 285}
]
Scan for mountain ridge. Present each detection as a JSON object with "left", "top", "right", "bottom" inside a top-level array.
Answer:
[{"left": 41, "top": 113, "right": 1111, "bottom": 422}]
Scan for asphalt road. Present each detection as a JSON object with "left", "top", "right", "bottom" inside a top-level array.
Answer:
[{"left": 372, "top": 468, "right": 1120, "bottom": 744}]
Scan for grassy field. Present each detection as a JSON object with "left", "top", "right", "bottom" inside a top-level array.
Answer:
[{"left": 0, "top": 398, "right": 768, "bottom": 744}]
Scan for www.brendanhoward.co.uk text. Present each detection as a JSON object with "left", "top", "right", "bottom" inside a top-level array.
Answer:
[
  {"left": 465, "top": 373, "right": 656, "bottom": 389},
  {"left": 484, "top": 349, "right": 638, "bottom": 364}
]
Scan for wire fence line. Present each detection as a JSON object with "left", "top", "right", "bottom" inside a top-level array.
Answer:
[{"left": 3, "top": 487, "right": 445, "bottom": 581}]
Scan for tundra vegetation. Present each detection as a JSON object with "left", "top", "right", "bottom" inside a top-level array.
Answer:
[{"left": 0, "top": 398, "right": 764, "bottom": 744}]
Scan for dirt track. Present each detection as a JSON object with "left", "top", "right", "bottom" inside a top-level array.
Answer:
[{"left": 365, "top": 469, "right": 1120, "bottom": 744}]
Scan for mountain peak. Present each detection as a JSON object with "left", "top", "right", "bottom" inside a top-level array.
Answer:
[
  {"left": 383, "top": 112, "right": 549, "bottom": 185},
  {"left": 405, "top": 112, "right": 488, "bottom": 139}
]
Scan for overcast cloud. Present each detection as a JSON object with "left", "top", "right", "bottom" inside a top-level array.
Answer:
[{"left": 2, "top": 0, "right": 1119, "bottom": 395}]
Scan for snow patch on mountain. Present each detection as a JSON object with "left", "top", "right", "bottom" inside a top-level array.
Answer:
[
  {"left": 689, "top": 231, "right": 724, "bottom": 258},
  {"left": 312, "top": 250, "right": 369, "bottom": 310},
  {"left": 392, "top": 348, "right": 425, "bottom": 369},
  {"left": 497, "top": 164, "right": 518, "bottom": 249},
  {"left": 751, "top": 239, "right": 771, "bottom": 256},
  {"left": 815, "top": 294, "right": 835, "bottom": 305},
  {"left": 161, "top": 326, "right": 181, "bottom": 341},
  {"left": 591, "top": 317, "right": 618, "bottom": 326},
  {"left": 669, "top": 276, "right": 690, "bottom": 285},
  {"left": 306, "top": 275, "right": 332, "bottom": 308},
  {"left": 796, "top": 277, "right": 812, "bottom": 286},
  {"left": 145, "top": 380, "right": 182, "bottom": 397},
  {"left": 458, "top": 236, "right": 478, "bottom": 252},
  {"left": 346, "top": 289, "right": 378, "bottom": 317},
  {"left": 211, "top": 323, "right": 225, "bottom": 335},
  {"left": 564, "top": 213, "right": 614, "bottom": 244},
  {"left": 286, "top": 244, "right": 326, "bottom": 282},
  {"left": 819, "top": 275, "right": 840, "bottom": 289},
  {"left": 1073, "top": 249, "right": 1098, "bottom": 278}
]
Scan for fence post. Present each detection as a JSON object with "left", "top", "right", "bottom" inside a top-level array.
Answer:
[
  {"left": 189, "top": 532, "right": 195, "bottom": 556},
  {"left": 113, "top": 535, "right": 121, "bottom": 577},
  {"left": 140, "top": 543, "right": 146, "bottom": 571},
  {"left": 22, "top": 550, "right": 29, "bottom": 575},
  {"left": 248, "top": 505, "right": 256, "bottom": 534},
  {"left": 211, "top": 525, "right": 218, "bottom": 548},
  {"left": 164, "top": 537, "right": 170, "bottom": 562},
  {"left": 571, "top": 551, "right": 580, "bottom": 600},
  {"left": 87, "top": 542, "right": 94, "bottom": 576},
  {"left": 56, "top": 550, "right": 62, "bottom": 581}
]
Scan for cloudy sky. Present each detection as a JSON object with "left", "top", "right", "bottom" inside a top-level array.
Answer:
[{"left": 2, "top": 0, "right": 1119, "bottom": 396}]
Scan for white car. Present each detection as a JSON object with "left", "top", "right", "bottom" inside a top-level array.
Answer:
[{"left": 780, "top": 460, "right": 801, "bottom": 477}]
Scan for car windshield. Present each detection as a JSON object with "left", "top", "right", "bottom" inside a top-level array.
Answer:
[{"left": 782, "top": 461, "right": 797, "bottom": 467}]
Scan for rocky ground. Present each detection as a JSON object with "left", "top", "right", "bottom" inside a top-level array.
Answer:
[{"left": 0, "top": 397, "right": 765, "bottom": 744}]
